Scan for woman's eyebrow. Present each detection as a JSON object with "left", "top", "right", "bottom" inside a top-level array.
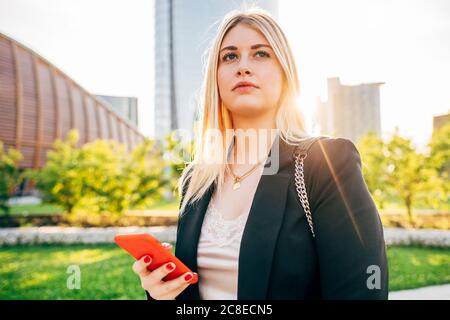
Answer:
[{"left": 219, "top": 44, "right": 272, "bottom": 52}]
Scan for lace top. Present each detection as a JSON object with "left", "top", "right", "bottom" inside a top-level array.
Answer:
[
  {"left": 201, "top": 201, "right": 248, "bottom": 247},
  {"left": 196, "top": 164, "right": 264, "bottom": 300},
  {"left": 197, "top": 199, "right": 251, "bottom": 300}
]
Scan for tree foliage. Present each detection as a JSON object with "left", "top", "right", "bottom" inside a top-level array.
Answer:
[
  {"left": 0, "top": 142, "right": 23, "bottom": 214},
  {"left": 31, "top": 130, "right": 168, "bottom": 215}
]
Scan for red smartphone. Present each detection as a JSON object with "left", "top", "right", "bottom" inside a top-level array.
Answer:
[{"left": 114, "top": 233, "right": 198, "bottom": 284}]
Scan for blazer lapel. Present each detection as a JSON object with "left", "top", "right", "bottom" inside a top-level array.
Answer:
[
  {"left": 175, "top": 136, "right": 297, "bottom": 300},
  {"left": 175, "top": 182, "right": 215, "bottom": 300},
  {"left": 237, "top": 137, "right": 295, "bottom": 299}
]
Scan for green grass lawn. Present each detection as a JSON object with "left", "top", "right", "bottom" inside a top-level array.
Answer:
[
  {"left": 387, "top": 246, "right": 450, "bottom": 291},
  {"left": 0, "top": 244, "right": 448, "bottom": 299},
  {"left": 8, "top": 203, "right": 63, "bottom": 215},
  {"left": 0, "top": 244, "right": 149, "bottom": 300}
]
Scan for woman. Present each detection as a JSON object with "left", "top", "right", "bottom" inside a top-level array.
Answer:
[{"left": 132, "top": 7, "right": 389, "bottom": 300}]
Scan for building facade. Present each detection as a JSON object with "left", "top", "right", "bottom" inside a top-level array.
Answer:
[
  {"left": 315, "top": 77, "right": 384, "bottom": 144},
  {"left": 95, "top": 95, "right": 139, "bottom": 127},
  {"left": 433, "top": 113, "right": 450, "bottom": 132},
  {"left": 0, "top": 32, "right": 145, "bottom": 170}
]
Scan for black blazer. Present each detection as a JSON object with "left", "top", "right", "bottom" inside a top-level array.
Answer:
[{"left": 146, "top": 136, "right": 389, "bottom": 300}]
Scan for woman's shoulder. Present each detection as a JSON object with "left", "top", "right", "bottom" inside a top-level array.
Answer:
[
  {"left": 301, "top": 136, "right": 362, "bottom": 184},
  {"left": 308, "top": 136, "right": 360, "bottom": 162}
]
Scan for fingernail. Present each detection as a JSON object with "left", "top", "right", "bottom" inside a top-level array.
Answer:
[
  {"left": 144, "top": 256, "right": 151, "bottom": 264},
  {"left": 166, "top": 263, "right": 175, "bottom": 271},
  {"left": 184, "top": 273, "right": 193, "bottom": 282}
]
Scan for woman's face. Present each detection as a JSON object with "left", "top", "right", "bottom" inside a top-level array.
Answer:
[{"left": 217, "top": 23, "right": 284, "bottom": 118}]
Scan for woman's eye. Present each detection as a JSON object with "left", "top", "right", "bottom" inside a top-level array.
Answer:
[
  {"left": 221, "top": 51, "right": 270, "bottom": 62},
  {"left": 222, "top": 53, "right": 237, "bottom": 61},
  {"left": 255, "top": 50, "right": 270, "bottom": 58}
]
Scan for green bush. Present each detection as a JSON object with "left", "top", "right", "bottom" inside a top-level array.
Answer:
[
  {"left": 0, "top": 142, "right": 23, "bottom": 215},
  {"left": 29, "top": 130, "right": 169, "bottom": 216}
]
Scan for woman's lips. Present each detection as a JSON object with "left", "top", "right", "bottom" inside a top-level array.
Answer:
[{"left": 234, "top": 85, "right": 258, "bottom": 93}]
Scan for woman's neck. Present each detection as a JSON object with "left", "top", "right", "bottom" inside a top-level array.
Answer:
[{"left": 229, "top": 114, "right": 278, "bottom": 166}]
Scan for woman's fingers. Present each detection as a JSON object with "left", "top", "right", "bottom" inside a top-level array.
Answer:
[
  {"left": 132, "top": 242, "right": 171, "bottom": 277},
  {"left": 145, "top": 262, "right": 177, "bottom": 285},
  {"left": 156, "top": 282, "right": 190, "bottom": 300},
  {"left": 132, "top": 255, "right": 152, "bottom": 277},
  {"left": 133, "top": 253, "right": 195, "bottom": 300},
  {"left": 140, "top": 262, "right": 177, "bottom": 292},
  {"left": 151, "top": 272, "right": 196, "bottom": 300},
  {"left": 131, "top": 242, "right": 188, "bottom": 300}
]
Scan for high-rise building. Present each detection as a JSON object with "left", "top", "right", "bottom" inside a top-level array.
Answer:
[
  {"left": 315, "top": 77, "right": 384, "bottom": 144},
  {"left": 433, "top": 112, "right": 450, "bottom": 132},
  {"left": 154, "top": 0, "right": 278, "bottom": 140},
  {"left": 95, "top": 95, "right": 139, "bottom": 127},
  {"left": 432, "top": 112, "right": 450, "bottom": 176}
]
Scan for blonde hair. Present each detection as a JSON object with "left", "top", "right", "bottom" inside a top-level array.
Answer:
[{"left": 178, "top": 5, "right": 308, "bottom": 215}]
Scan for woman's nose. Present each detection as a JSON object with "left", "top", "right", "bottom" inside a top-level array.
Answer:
[{"left": 237, "top": 67, "right": 251, "bottom": 76}]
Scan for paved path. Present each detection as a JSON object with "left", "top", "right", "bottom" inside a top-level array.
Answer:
[
  {"left": 1, "top": 226, "right": 449, "bottom": 246},
  {"left": 0, "top": 226, "right": 178, "bottom": 245},
  {"left": 389, "top": 284, "right": 450, "bottom": 300}
]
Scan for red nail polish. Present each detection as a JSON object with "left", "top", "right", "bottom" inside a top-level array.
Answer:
[
  {"left": 184, "top": 273, "right": 193, "bottom": 282},
  {"left": 144, "top": 256, "right": 151, "bottom": 264},
  {"left": 166, "top": 263, "right": 175, "bottom": 271}
]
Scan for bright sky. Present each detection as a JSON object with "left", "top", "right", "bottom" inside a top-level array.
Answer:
[
  {"left": 279, "top": 0, "right": 450, "bottom": 149},
  {"left": 0, "top": 0, "right": 449, "bottom": 149}
]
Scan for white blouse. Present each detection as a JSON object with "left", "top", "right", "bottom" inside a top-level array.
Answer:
[{"left": 197, "top": 165, "right": 264, "bottom": 300}]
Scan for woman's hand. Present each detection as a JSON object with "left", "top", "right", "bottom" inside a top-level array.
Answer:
[{"left": 132, "top": 242, "right": 196, "bottom": 300}]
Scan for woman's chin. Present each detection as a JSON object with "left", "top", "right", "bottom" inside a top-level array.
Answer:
[
  {"left": 228, "top": 101, "right": 264, "bottom": 113},
  {"left": 230, "top": 106, "right": 264, "bottom": 117}
]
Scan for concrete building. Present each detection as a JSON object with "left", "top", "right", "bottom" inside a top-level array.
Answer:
[
  {"left": 433, "top": 112, "right": 450, "bottom": 132},
  {"left": 95, "top": 95, "right": 139, "bottom": 127},
  {"left": 315, "top": 77, "right": 384, "bottom": 144}
]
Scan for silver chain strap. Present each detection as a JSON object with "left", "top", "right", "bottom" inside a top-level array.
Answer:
[{"left": 293, "top": 151, "right": 316, "bottom": 238}]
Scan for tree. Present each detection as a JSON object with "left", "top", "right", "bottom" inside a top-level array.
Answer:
[
  {"left": 428, "top": 122, "right": 450, "bottom": 174},
  {"left": 0, "top": 142, "right": 23, "bottom": 215},
  {"left": 80, "top": 138, "right": 169, "bottom": 214},
  {"left": 426, "top": 122, "right": 450, "bottom": 210},
  {"left": 74, "top": 138, "right": 130, "bottom": 215},
  {"left": 164, "top": 131, "right": 195, "bottom": 199},
  {"left": 357, "top": 132, "right": 389, "bottom": 210},
  {"left": 385, "top": 130, "right": 433, "bottom": 224},
  {"left": 31, "top": 130, "right": 85, "bottom": 214},
  {"left": 125, "top": 138, "right": 169, "bottom": 209},
  {"left": 32, "top": 128, "right": 169, "bottom": 215}
]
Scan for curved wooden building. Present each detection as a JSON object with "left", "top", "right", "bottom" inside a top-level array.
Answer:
[{"left": 0, "top": 32, "right": 145, "bottom": 169}]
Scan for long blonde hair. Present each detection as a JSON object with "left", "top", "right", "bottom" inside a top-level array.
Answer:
[{"left": 178, "top": 6, "right": 308, "bottom": 215}]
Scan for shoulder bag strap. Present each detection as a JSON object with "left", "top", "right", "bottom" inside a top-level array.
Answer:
[{"left": 293, "top": 136, "right": 328, "bottom": 238}]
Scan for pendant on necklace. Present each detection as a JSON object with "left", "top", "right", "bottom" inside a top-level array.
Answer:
[{"left": 233, "top": 177, "right": 241, "bottom": 190}]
